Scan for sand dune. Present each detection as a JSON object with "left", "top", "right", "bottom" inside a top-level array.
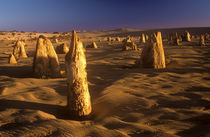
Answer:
[{"left": 0, "top": 28, "right": 210, "bottom": 136}]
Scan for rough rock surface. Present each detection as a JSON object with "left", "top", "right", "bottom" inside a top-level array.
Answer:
[
  {"left": 56, "top": 43, "right": 69, "bottom": 54},
  {"left": 13, "top": 40, "right": 27, "bottom": 58},
  {"left": 8, "top": 53, "right": 17, "bottom": 64},
  {"left": 86, "top": 42, "right": 98, "bottom": 48},
  {"left": 140, "top": 32, "right": 166, "bottom": 69},
  {"left": 65, "top": 30, "right": 92, "bottom": 117},
  {"left": 33, "top": 35, "right": 60, "bottom": 78}
]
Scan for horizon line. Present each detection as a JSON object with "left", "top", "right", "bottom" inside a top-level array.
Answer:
[{"left": 1, "top": 26, "right": 210, "bottom": 33}]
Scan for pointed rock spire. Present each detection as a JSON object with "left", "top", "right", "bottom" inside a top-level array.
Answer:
[
  {"left": 65, "top": 30, "right": 92, "bottom": 117},
  {"left": 8, "top": 53, "right": 17, "bottom": 64},
  {"left": 141, "top": 33, "right": 146, "bottom": 43},
  {"left": 199, "top": 35, "right": 206, "bottom": 46}
]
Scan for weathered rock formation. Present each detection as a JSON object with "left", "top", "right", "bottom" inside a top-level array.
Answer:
[
  {"left": 145, "top": 35, "right": 149, "bottom": 41},
  {"left": 65, "top": 30, "right": 92, "bottom": 117},
  {"left": 13, "top": 40, "right": 27, "bottom": 58},
  {"left": 199, "top": 35, "right": 206, "bottom": 46},
  {"left": 56, "top": 43, "right": 69, "bottom": 54},
  {"left": 175, "top": 38, "right": 180, "bottom": 46},
  {"left": 8, "top": 53, "right": 17, "bottom": 64},
  {"left": 122, "top": 38, "right": 137, "bottom": 51},
  {"left": 174, "top": 33, "right": 180, "bottom": 46},
  {"left": 141, "top": 34, "right": 146, "bottom": 43},
  {"left": 86, "top": 42, "right": 98, "bottom": 48},
  {"left": 185, "top": 31, "right": 191, "bottom": 42},
  {"left": 55, "top": 39, "right": 58, "bottom": 43},
  {"left": 33, "top": 35, "right": 60, "bottom": 78},
  {"left": 140, "top": 32, "right": 166, "bottom": 69},
  {"left": 205, "top": 33, "right": 210, "bottom": 40}
]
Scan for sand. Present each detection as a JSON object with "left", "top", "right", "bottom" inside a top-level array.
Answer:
[{"left": 0, "top": 28, "right": 210, "bottom": 136}]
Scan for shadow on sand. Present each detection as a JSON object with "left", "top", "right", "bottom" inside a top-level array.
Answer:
[{"left": 0, "top": 65, "right": 33, "bottom": 78}]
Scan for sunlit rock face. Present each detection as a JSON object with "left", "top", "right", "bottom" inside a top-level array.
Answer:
[
  {"left": 174, "top": 33, "right": 180, "bottom": 46},
  {"left": 141, "top": 33, "right": 146, "bottom": 43},
  {"left": 65, "top": 30, "right": 92, "bottom": 117},
  {"left": 184, "top": 31, "right": 191, "bottom": 42},
  {"left": 56, "top": 43, "right": 69, "bottom": 54},
  {"left": 86, "top": 42, "right": 98, "bottom": 48},
  {"left": 8, "top": 53, "right": 17, "bottom": 64},
  {"left": 145, "top": 34, "right": 149, "bottom": 41},
  {"left": 140, "top": 32, "right": 166, "bottom": 69},
  {"left": 33, "top": 35, "right": 60, "bottom": 78},
  {"left": 13, "top": 40, "right": 27, "bottom": 58},
  {"left": 55, "top": 39, "right": 58, "bottom": 43},
  {"left": 175, "top": 38, "right": 180, "bottom": 46},
  {"left": 199, "top": 35, "right": 206, "bottom": 46}
]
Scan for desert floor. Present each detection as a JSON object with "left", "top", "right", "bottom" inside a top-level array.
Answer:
[{"left": 0, "top": 29, "right": 210, "bottom": 137}]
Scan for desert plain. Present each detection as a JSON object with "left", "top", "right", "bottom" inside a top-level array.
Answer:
[{"left": 0, "top": 27, "right": 210, "bottom": 137}]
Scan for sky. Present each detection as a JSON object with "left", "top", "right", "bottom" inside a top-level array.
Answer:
[{"left": 0, "top": 0, "right": 210, "bottom": 32}]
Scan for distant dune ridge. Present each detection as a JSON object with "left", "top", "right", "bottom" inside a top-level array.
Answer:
[
  {"left": 33, "top": 35, "right": 60, "bottom": 78},
  {"left": 65, "top": 30, "right": 92, "bottom": 117},
  {"left": 140, "top": 32, "right": 166, "bottom": 69}
]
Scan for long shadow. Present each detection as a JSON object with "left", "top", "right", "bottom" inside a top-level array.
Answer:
[
  {"left": 177, "top": 114, "right": 210, "bottom": 137},
  {"left": 86, "top": 46, "right": 123, "bottom": 62},
  {"left": 87, "top": 62, "right": 127, "bottom": 99},
  {"left": 0, "top": 99, "right": 67, "bottom": 119},
  {"left": 0, "top": 99, "right": 91, "bottom": 120},
  {"left": 51, "top": 79, "right": 67, "bottom": 96},
  {"left": 0, "top": 65, "right": 33, "bottom": 78},
  {"left": 0, "top": 57, "right": 8, "bottom": 61}
]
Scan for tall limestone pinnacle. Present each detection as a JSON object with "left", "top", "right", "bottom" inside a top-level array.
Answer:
[
  {"left": 185, "top": 31, "right": 191, "bottom": 42},
  {"left": 65, "top": 30, "right": 92, "bottom": 117},
  {"left": 140, "top": 32, "right": 166, "bottom": 69},
  {"left": 200, "top": 35, "right": 206, "bottom": 46},
  {"left": 141, "top": 33, "right": 146, "bottom": 43}
]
